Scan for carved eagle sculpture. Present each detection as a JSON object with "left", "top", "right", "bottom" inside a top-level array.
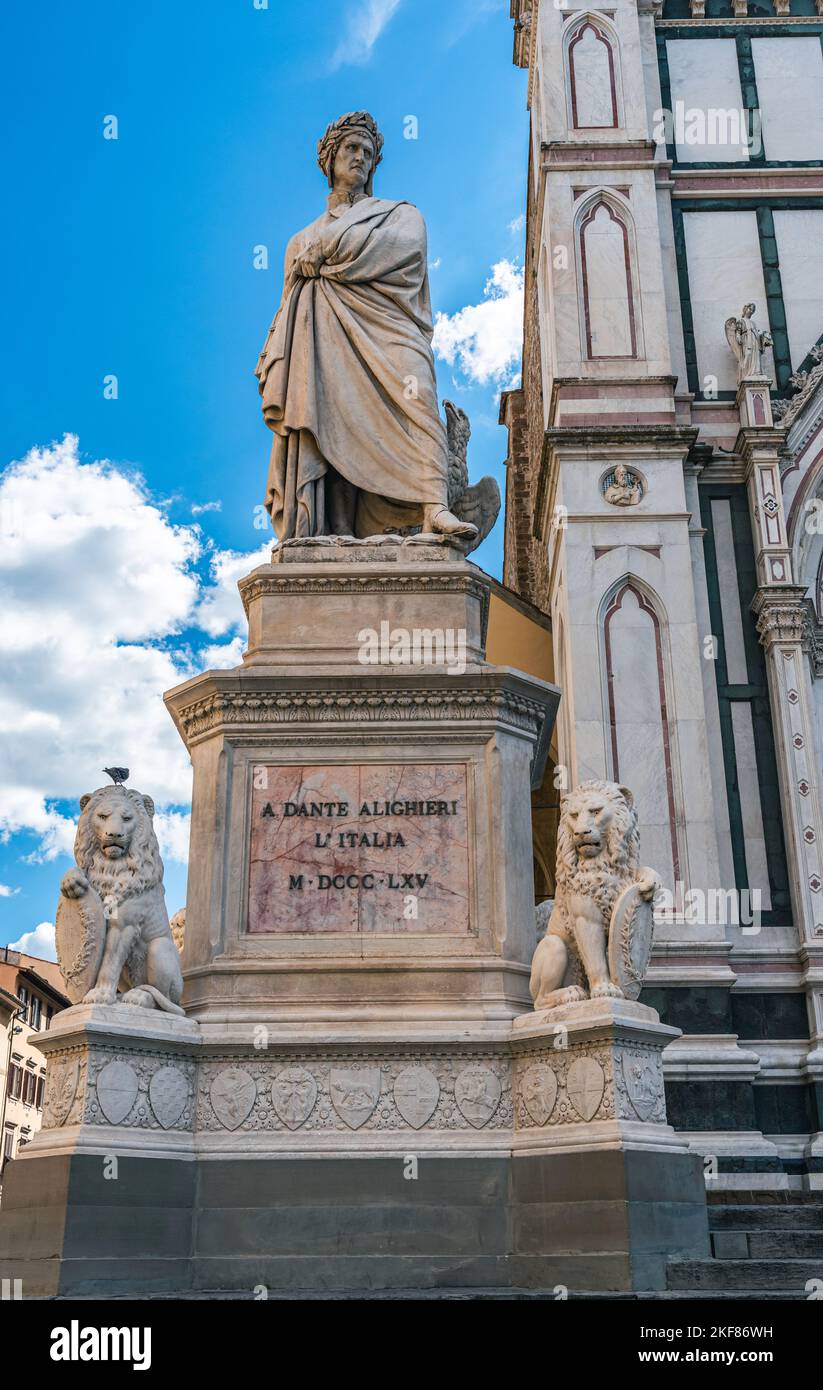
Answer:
[{"left": 444, "top": 400, "right": 501, "bottom": 553}]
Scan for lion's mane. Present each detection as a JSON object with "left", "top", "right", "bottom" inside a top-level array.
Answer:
[
  {"left": 74, "top": 786, "right": 163, "bottom": 904},
  {"left": 555, "top": 780, "right": 639, "bottom": 923}
]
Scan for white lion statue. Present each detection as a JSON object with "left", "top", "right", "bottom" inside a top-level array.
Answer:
[
  {"left": 529, "top": 780, "right": 658, "bottom": 1012},
  {"left": 56, "top": 780, "right": 184, "bottom": 1015}
]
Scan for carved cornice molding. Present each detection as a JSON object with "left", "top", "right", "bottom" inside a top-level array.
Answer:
[
  {"left": 239, "top": 569, "right": 489, "bottom": 616},
  {"left": 542, "top": 424, "right": 697, "bottom": 451},
  {"left": 657, "top": 14, "right": 821, "bottom": 25},
  {"left": 175, "top": 686, "right": 551, "bottom": 744},
  {"left": 752, "top": 585, "right": 808, "bottom": 649},
  {"left": 511, "top": 0, "right": 536, "bottom": 72}
]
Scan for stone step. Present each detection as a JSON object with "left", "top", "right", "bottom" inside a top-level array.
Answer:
[
  {"left": 100, "top": 1287, "right": 810, "bottom": 1301},
  {"left": 667, "top": 1258, "right": 823, "bottom": 1293},
  {"left": 711, "top": 1229, "right": 823, "bottom": 1259},
  {"left": 748, "top": 1230, "right": 823, "bottom": 1259},
  {"left": 709, "top": 1205, "right": 823, "bottom": 1232},
  {"left": 707, "top": 1190, "right": 823, "bottom": 1206}
]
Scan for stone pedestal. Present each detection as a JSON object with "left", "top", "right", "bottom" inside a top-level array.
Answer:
[
  {"left": 0, "top": 542, "right": 709, "bottom": 1296},
  {"left": 511, "top": 999, "right": 709, "bottom": 1288},
  {"left": 736, "top": 375, "right": 773, "bottom": 430},
  {"left": 0, "top": 1005, "right": 200, "bottom": 1298},
  {"left": 163, "top": 540, "right": 557, "bottom": 1025},
  {"left": 0, "top": 994, "right": 708, "bottom": 1296}
]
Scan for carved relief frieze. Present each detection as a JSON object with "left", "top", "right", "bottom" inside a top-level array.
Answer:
[
  {"left": 513, "top": 1040, "right": 666, "bottom": 1130},
  {"left": 195, "top": 1052, "right": 512, "bottom": 1135},
  {"left": 63, "top": 1046, "right": 199, "bottom": 1132}
]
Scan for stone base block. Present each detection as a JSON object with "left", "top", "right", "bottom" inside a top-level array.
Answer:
[
  {"left": 0, "top": 998, "right": 710, "bottom": 1295},
  {"left": 0, "top": 1146, "right": 708, "bottom": 1297}
]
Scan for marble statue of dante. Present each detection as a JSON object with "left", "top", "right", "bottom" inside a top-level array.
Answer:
[
  {"left": 255, "top": 111, "right": 477, "bottom": 543},
  {"left": 724, "top": 303, "right": 773, "bottom": 383}
]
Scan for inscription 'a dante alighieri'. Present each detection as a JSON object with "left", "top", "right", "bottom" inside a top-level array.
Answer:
[{"left": 248, "top": 764, "right": 470, "bottom": 935}]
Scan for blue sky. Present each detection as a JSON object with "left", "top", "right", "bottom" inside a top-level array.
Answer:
[{"left": 0, "top": 0, "right": 527, "bottom": 953}]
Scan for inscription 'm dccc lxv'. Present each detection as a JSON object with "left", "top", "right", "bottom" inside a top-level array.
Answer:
[{"left": 248, "top": 763, "right": 470, "bottom": 935}]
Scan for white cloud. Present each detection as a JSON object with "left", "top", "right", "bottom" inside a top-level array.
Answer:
[
  {"left": 191, "top": 500, "right": 222, "bottom": 515},
  {"left": 0, "top": 437, "right": 269, "bottom": 867},
  {"left": 432, "top": 260, "right": 524, "bottom": 387},
  {"left": 9, "top": 921, "right": 57, "bottom": 962},
  {"left": 331, "top": 0, "right": 403, "bottom": 69},
  {"left": 201, "top": 636, "right": 247, "bottom": 670},
  {"left": 0, "top": 436, "right": 198, "bottom": 832},
  {"left": 508, "top": 214, "right": 525, "bottom": 234},
  {"left": 154, "top": 810, "right": 192, "bottom": 866},
  {"left": 429, "top": 257, "right": 442, "bottom": 272},
  {"left": 194, "top": 543, "right": 272, "bottom": 638},
  {"left": 0, "top": 883, "right": 20, "bottom": 898}
]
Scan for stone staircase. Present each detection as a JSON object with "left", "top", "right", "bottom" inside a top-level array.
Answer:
[{"left": 665, "top": 1190, "right": 823, "bottom": 1298}]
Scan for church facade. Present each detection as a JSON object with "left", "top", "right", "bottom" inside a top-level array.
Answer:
[{"left": 503, "top": 0, "right": 823, "bottom": 1186}]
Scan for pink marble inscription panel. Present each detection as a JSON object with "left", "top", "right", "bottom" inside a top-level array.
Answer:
[{"left": 248, "top": 764, "right": 470, "bottom": 934}]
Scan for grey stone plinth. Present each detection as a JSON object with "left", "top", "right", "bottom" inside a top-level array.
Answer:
[
  {"left": 0, "top": 1000, "right": 709, "bottom": 1295},
  {"left": 0, "top": 1146, "right": 708, "bottom": 1297}
]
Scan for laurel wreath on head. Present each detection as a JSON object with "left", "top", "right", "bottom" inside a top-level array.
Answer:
[{"left": 316, "top": 111, "right": 384, "bottom": 185}]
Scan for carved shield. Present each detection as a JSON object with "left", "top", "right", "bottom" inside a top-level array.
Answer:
[
  {"left": 46, "top": 1058, "right": 79, "bottom": 1127},
  {"left": 96, "top": 1059, "right": 139, "bottom": 1125},
  {"left": 608, "top": 879, "right": 656, "bottom": 1001},
  {"left": 55, "top": 887, "right": 106, "bottom": 1004},
  {"left": 393, "top": 1066, "right": 440, "bottom": 1129},
  {"left": 621, "top": 1054, "right": 660, "bottom": 1122},
  {"left": 330, "top": 1068, "right": 381, "bottom": 1130},
  {"left": 210, "top": 1067, "right": 257, "bottom": 1130},
  {"left": 566, "top": 1057, "right": 605, "bottom": 1123},
  {"left": 520, "top": 1064, "right": 558, "bottom": 1127},
  {"left": 149, "top": 1066, "right": 189, "bottom": 1130},
  {"left": 271, "top": 1067, "right": 317, "bottom": 1130},
  {"left": 455, "top": 1066, "right": 502, "bottom": 1129}
]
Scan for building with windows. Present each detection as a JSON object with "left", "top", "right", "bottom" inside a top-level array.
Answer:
[
  {"left": 504, "top": 0, "right": 823, "bottom": 1186},
  {"left": 0, "top": 948, "right": 69, "bottom": 1188}
]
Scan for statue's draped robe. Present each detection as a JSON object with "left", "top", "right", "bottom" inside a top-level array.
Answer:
[{"left": 255, "top": 197, "right": 449, "bottom": 540}]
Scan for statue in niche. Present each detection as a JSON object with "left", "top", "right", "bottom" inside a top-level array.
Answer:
[
  {"left": 254, "top": 110, "right": 486, "bottom": 546},
  {"left": 603, "top": 463, "right": 642, "bottom": 507},
  {"left": 725, "top": 303, "right": 773, "bottom": 383}
]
